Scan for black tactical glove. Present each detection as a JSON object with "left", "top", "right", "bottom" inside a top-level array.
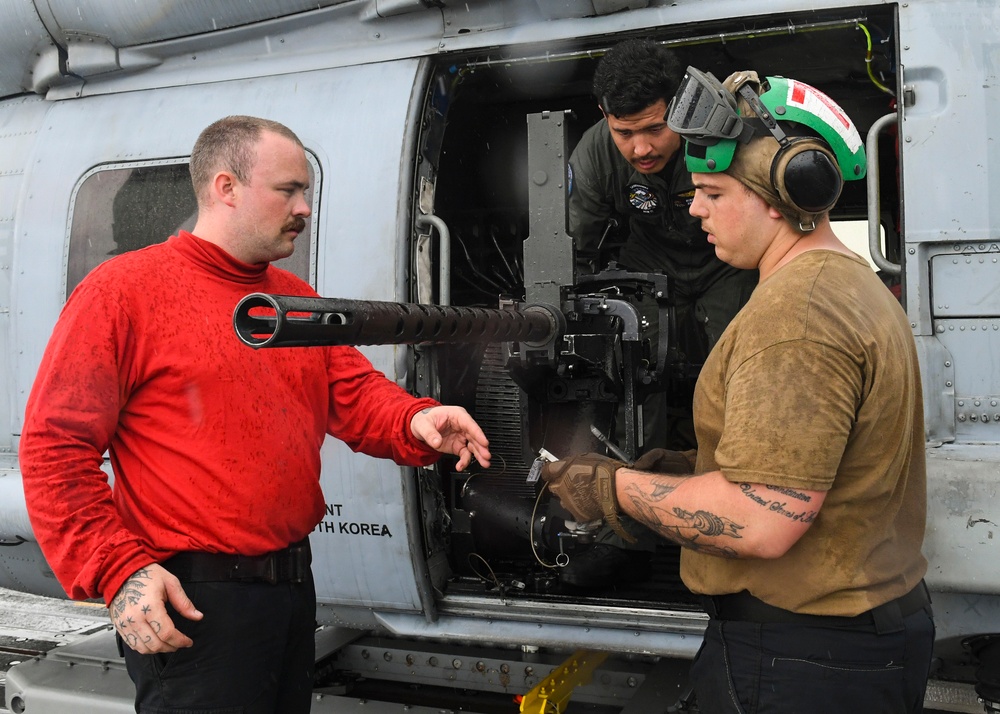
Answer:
[
  {"left": 540, "top": 453, "right": 636, "bottom": 544},
  {"left": 632, "top": 448, "right": 697, "bottom": 474}
]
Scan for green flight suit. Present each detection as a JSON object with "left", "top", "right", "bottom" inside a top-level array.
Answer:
[{"left": 568, "top": 118, "right": 758, "bottom": 358}]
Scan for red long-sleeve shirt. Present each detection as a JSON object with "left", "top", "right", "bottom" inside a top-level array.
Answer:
[{"left": 19, "top": 231, "right": 439, "bottom": 604}]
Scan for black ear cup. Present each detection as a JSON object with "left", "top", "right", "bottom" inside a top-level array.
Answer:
[{"left": 770, "top": 138, "right": 843, "bottom": 215}]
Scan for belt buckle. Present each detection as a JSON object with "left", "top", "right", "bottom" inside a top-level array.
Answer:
[
  {"left": 288, "top": 544, "right": 307, "bottom": 583},
  {"left": 262, "top": 555, "right": 279, "bottom": 585}
]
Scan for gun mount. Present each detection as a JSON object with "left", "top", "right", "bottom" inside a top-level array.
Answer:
[
  {"left": 230, "top": 108, "right": 690, "bottom": 603},
  {"left": 233, "top": 270, "right": 676, "bottom": 461}
]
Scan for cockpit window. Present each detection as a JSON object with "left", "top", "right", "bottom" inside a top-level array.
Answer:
[{"left": 65, "top": 157, "right": 318, "bottom": 298}]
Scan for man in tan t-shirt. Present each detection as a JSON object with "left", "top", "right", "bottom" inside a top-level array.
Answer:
[{"left": 541, "top": 69, "right": 934, "bottom": 713}]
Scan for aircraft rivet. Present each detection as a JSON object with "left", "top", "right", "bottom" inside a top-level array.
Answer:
[{"left": 452, "top": 658, "right": 462, "bottom": 669}]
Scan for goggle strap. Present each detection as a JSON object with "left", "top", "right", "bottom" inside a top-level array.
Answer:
[
  {"left": 737, "top": 84, "right": 790, "bottom": 147},
  {"left": 737, "top": 121, "right": 760, "bottom": 144}
]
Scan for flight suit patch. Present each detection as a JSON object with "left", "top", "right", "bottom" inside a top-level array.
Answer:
[
  {"left": 673, "top": 188, "right": 696, "bottom": 211},
  {"left": 627, "top": 184, "right": 661, "bottom": 214}
]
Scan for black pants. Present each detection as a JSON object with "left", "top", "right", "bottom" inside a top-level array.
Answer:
[
  {"left": 690, "top": 607, "right": 935, "bottom": 713},
  {"left": 122, "top": 574, "right": 316, "bottom": 714}
]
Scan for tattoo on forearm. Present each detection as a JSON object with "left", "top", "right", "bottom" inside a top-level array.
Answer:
[
  {"left": 740, "top": 484, "right": 817, "bottom": 523},
  {"left": 622, "top": 485, "right": 744, "bottom": 557},
  {"left": 660, "top": 528, "right": 740, "bottom": 558},
  {"left": 648, "top": 477, "right": 681, "bottom": 500},
  {"left": 672, "top": 507, "right": 744, "bottom": 539}
]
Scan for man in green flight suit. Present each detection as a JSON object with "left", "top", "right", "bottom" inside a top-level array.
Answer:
[
  {"left": 569, "top": 38, "right": 758, "bottom": 362},
  {"left": 562, "top": 39, "right": 758, "bottom": 586}
]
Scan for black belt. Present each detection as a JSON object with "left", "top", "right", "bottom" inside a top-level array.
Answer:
[
  {"left": 702, "top": 581, "right": 932, "bottom": 634},
  {"left": 161, "top": 539, "right": 311, "bottom": 585}
]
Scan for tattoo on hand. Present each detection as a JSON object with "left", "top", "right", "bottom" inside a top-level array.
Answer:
[
  {"left": 110, "top": 568, "right": 159, "bottom": 642},
  {"left": 111, "top": 568, "right": 153, "bottom": 617}
]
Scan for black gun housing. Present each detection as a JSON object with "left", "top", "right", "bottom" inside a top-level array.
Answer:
[{"left": 233, "top": 293, "right": 559, "bottom": 349}]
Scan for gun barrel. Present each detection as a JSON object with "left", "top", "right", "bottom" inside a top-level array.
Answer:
[{"left": 233, "top": 293, "right": 557, "bottom": 348}]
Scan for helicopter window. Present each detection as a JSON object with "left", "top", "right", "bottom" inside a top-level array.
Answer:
[{"left": 65, "top": 157, "right": 318, "bottom": 298}]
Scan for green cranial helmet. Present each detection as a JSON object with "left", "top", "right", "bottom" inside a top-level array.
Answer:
[
  {"left": 666, "top": 67, "right": 866, "bottom": 230},
  {"left": 667, "top": 67, "right": 866, "bottom": 178}
]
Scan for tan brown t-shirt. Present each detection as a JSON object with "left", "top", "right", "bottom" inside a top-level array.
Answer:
[{"left": 683, "top": 250, "right": 927, "bottom": 616}]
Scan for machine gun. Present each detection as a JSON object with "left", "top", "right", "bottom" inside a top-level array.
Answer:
[
  {"left": 233, "top": 268, "right": 672, "bottom": 463},
  {"left": 231, "top": 109, "right": 686, "bottom": 591},
  {"left": 233, "top": 110, "right": 679, "bottom": 462}
]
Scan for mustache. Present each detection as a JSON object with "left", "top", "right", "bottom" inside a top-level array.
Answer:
[{"left": 283, "top": 217, "right": 307, "bottom": 233}]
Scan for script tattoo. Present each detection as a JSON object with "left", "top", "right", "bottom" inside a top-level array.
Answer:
[
  {"left": 740, "top": 483, "right": 817, "bottom": 524},
  {"left": 764, "top": 484, "right": 812, "bottom": 503}
]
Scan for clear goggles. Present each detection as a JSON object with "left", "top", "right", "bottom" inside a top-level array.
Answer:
[{"left": 666, "top": 67, "right": 744, "bottom": 145}]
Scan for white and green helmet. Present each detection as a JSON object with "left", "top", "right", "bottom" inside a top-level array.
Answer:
[{"left": 666, "top": 67, "right": 866, "bottom": 229}]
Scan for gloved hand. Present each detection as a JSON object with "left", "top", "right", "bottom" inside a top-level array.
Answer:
[
  {"left": 540, "top": 453, "right": 636, "bottom": 543},
  {"left": 632, "top": 448, "right": 697, "bottom": 474}
]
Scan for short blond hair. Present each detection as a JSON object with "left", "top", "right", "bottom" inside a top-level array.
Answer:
[{"left": 189, "top": 116, "right": 303, "bottom": 203}]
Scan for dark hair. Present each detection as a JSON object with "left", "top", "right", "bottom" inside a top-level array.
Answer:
[
  {"left": 592, "top": 39, "right": 684, "bottom": 117},
  {"left": 189, "top": 115, "right": 303, "bottom": 203}
]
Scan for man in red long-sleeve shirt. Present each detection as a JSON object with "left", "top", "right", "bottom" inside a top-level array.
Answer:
[{"left": 19, "top": 115, "right": 492, "bottom": 713}]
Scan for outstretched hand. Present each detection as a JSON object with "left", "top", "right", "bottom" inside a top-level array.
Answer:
[
  {"left": 410, "top": 405, "right": 491, "bottom": 471},
  {"left": 109, "top": 564, "right": 203, "bottom": 654}
]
